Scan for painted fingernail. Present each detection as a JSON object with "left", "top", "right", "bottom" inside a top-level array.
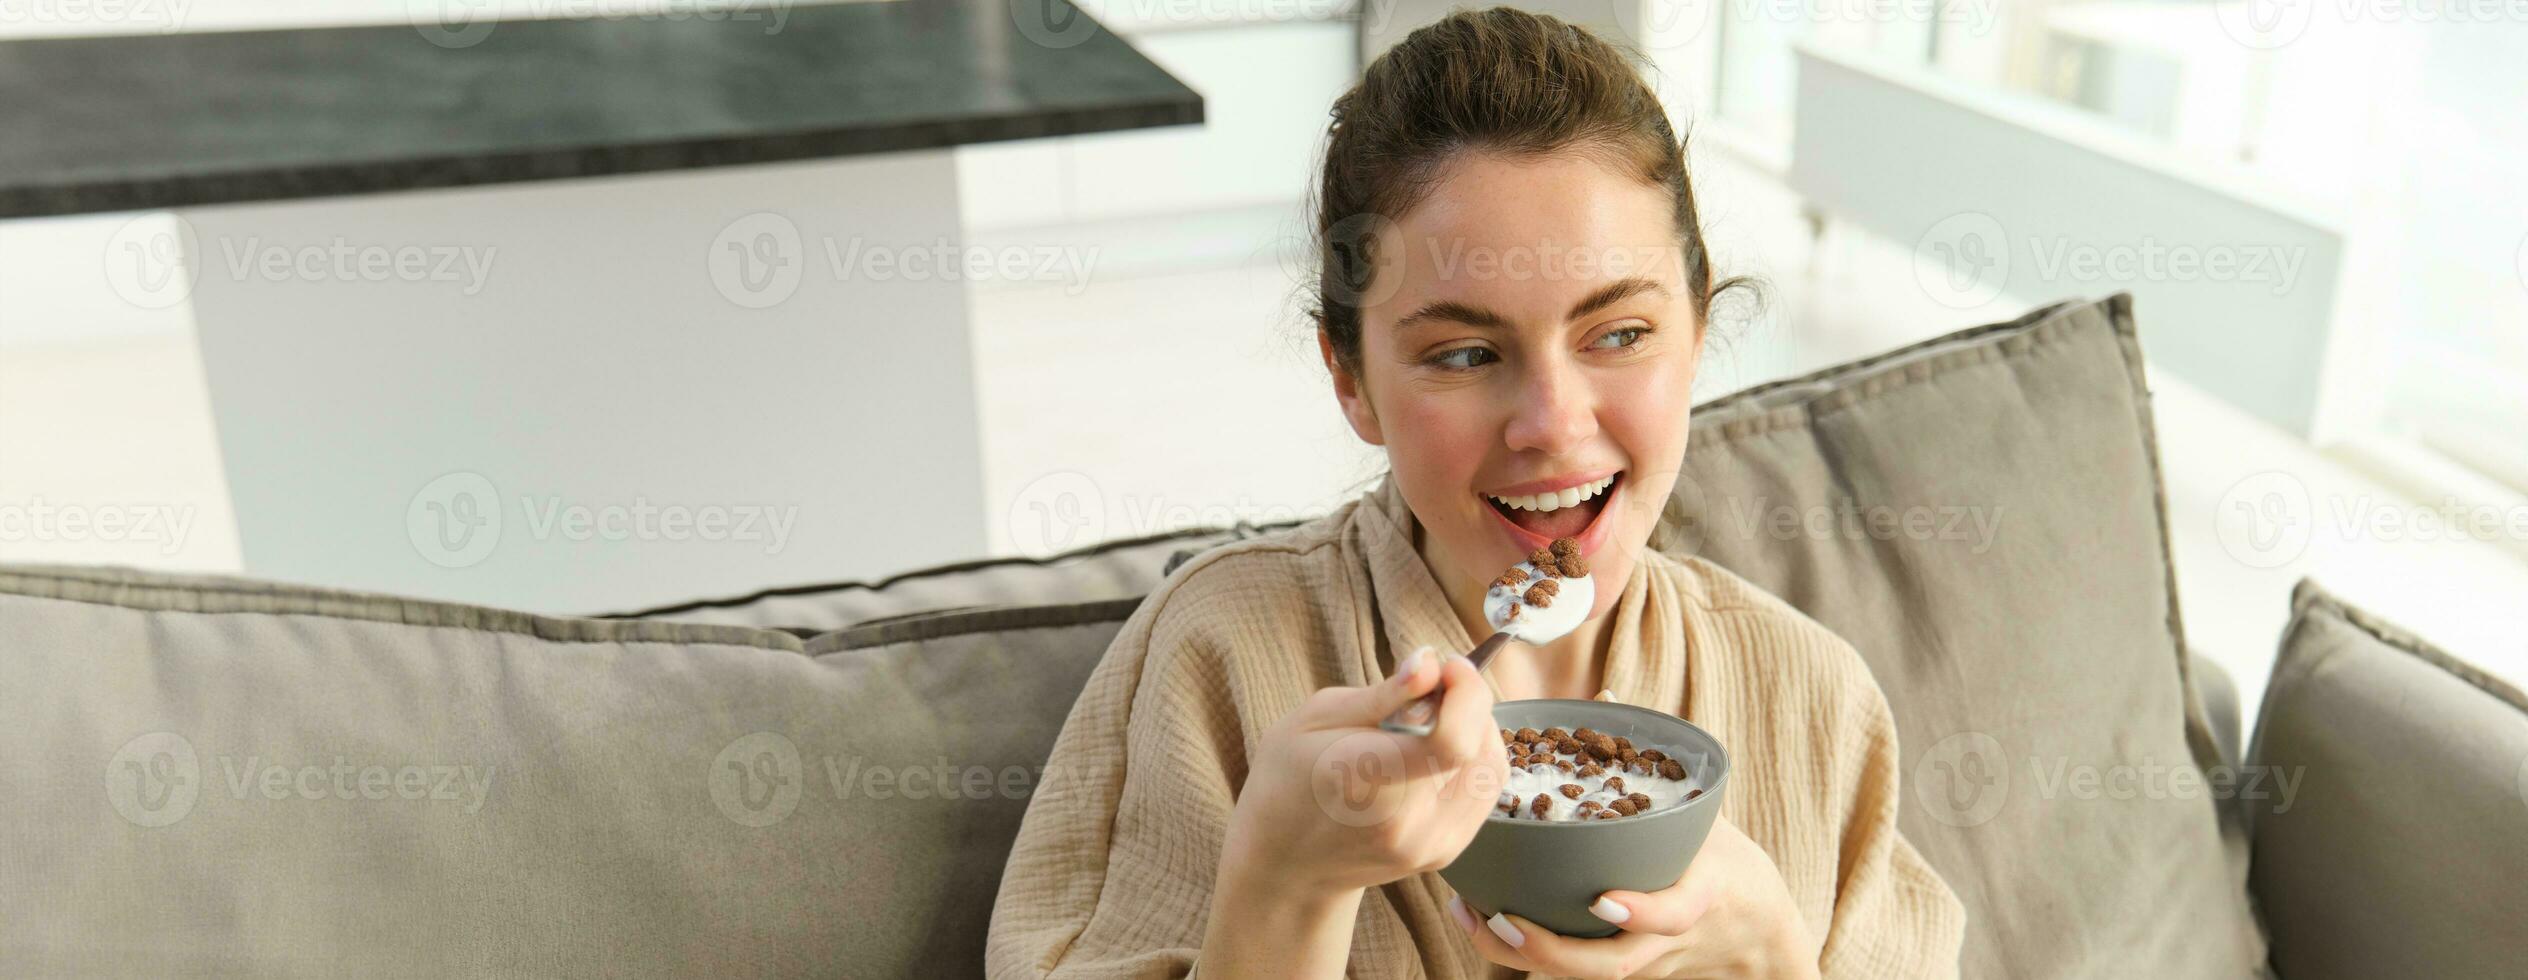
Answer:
[
  {"left": 1397, "top": 648, "right": 1428, "bottom": 679},
  {"left": 1446, "top": 896, "right": 1479, "bottom": 935},
  {"left": 1590, "top": 896, "right": 1631, "bottom": 924},
  {"left": 1485, "top": 913, "right": 1526, "bottom": 949},
  {"left": 1595, "top": 688, "right": 1616, "bottom": 702}
]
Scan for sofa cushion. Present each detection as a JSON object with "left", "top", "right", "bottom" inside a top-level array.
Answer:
[
  {"left": 1663, "top": 294, "right": 2268, "bottom": 978},
  {"left": 0, "top": 564, "right": 1134, "bottom": 978},
  {"left": 6, "top": 294, "right": 2267, "bottom": 979},
  {"left": 609, "top": 522, "right": 1289, "bottom": 631},
  {"left": 2247, "top": 580, "right": 2528, "bottom": 980}
]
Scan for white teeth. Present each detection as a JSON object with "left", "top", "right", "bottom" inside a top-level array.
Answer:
[{"left": 1487, "top": 474, "right": 1616, "bottom": 512}]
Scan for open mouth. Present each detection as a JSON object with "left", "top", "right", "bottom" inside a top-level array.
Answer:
[{"left": 1483, "top": 470, "right": 1623, "bottom": 547}]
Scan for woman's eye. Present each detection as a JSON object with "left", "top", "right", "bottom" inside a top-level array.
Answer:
[
  {"left": 1592, "top": 326, "right": 1651, "bottom": 350},
  {"left": 1430, "top": 346, "right": 1497, "bottom": 370}
]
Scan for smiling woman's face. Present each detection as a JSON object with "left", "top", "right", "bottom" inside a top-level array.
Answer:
[{"left": 1325, "top": 149, "right": 1704, "bottom": 623}]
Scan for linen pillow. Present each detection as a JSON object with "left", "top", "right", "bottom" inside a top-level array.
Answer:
[
  {"left": 1662, "top": 294, "right": 2269, "bottom": 979},
  {"left": 0, "top": 564, "right": 1135, "bottom": 978},
  {"left": 2246, "top": 580, "right": 2528, "bottom": 980}
]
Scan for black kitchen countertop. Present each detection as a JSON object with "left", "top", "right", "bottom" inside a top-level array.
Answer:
[{"left": 0, "top": 0, "right": 1201, "bottom": 217}]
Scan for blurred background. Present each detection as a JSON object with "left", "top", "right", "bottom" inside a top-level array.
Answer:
[{"left": 2, "top": 0, "right": 2522, "bottom": 725}]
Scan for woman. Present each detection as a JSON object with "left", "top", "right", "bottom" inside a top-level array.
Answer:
[{"left": 987, "top": 8, "right": 1964, "bottom": 978}]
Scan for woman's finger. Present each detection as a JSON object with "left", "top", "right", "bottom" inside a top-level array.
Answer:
[
  {"left": 1424, "top": 652, "right": 1498, "bottom": 765},
  {"left": 1589, "top": 879, "right": 1714, "bottom": 938},
  {"left": 1472, "top": 910, "right": 1667, "bottom": 979},
  {"left": 1305, "top": 645, "right": 1442, "bottom": 728},
  {"left": 1446, "top": 896, "right": 1540, "bottom": 974}
]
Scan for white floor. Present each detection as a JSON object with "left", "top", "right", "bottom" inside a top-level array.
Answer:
[{"left": 6, "top": 150, "right": 2524, "bottom": 736}]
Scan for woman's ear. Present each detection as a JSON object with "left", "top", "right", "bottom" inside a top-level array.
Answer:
[{"left": 1317, "top": 329, "right": 1386, "bottom": 447}]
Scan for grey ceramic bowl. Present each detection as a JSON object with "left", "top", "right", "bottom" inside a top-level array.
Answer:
[{"left": 1439, "top": 698, "right": 1731, "bottom": 939}]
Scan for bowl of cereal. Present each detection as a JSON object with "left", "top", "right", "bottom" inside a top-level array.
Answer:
[{"left": 1439, "top": 698, "right": 1730, "bottom": 939}]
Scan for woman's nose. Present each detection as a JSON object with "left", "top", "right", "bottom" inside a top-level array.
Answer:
[{"left": 1503, "top": 364, "right": 1595, "bottom": 455}]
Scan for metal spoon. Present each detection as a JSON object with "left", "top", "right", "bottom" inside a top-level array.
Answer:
[{"left": 1379, "top": 554, "right": 1594, "bottom": 736}]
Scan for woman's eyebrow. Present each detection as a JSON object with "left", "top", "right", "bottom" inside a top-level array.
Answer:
[{"left": 1393, "top": 277, "right": 1670, "bottom": 332}]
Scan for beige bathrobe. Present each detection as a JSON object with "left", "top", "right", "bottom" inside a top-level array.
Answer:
[{"left": 987, "top": 476, "right": 1965, "bottom": 978}]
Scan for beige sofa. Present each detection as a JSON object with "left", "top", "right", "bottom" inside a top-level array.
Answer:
[{"left": 4, "top": 295, "right": 2520, "bottom": 978}]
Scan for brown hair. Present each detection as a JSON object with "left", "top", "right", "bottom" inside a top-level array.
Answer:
[{"left": 1309, "top": 6, "right": 1744, "bottom": 376}]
